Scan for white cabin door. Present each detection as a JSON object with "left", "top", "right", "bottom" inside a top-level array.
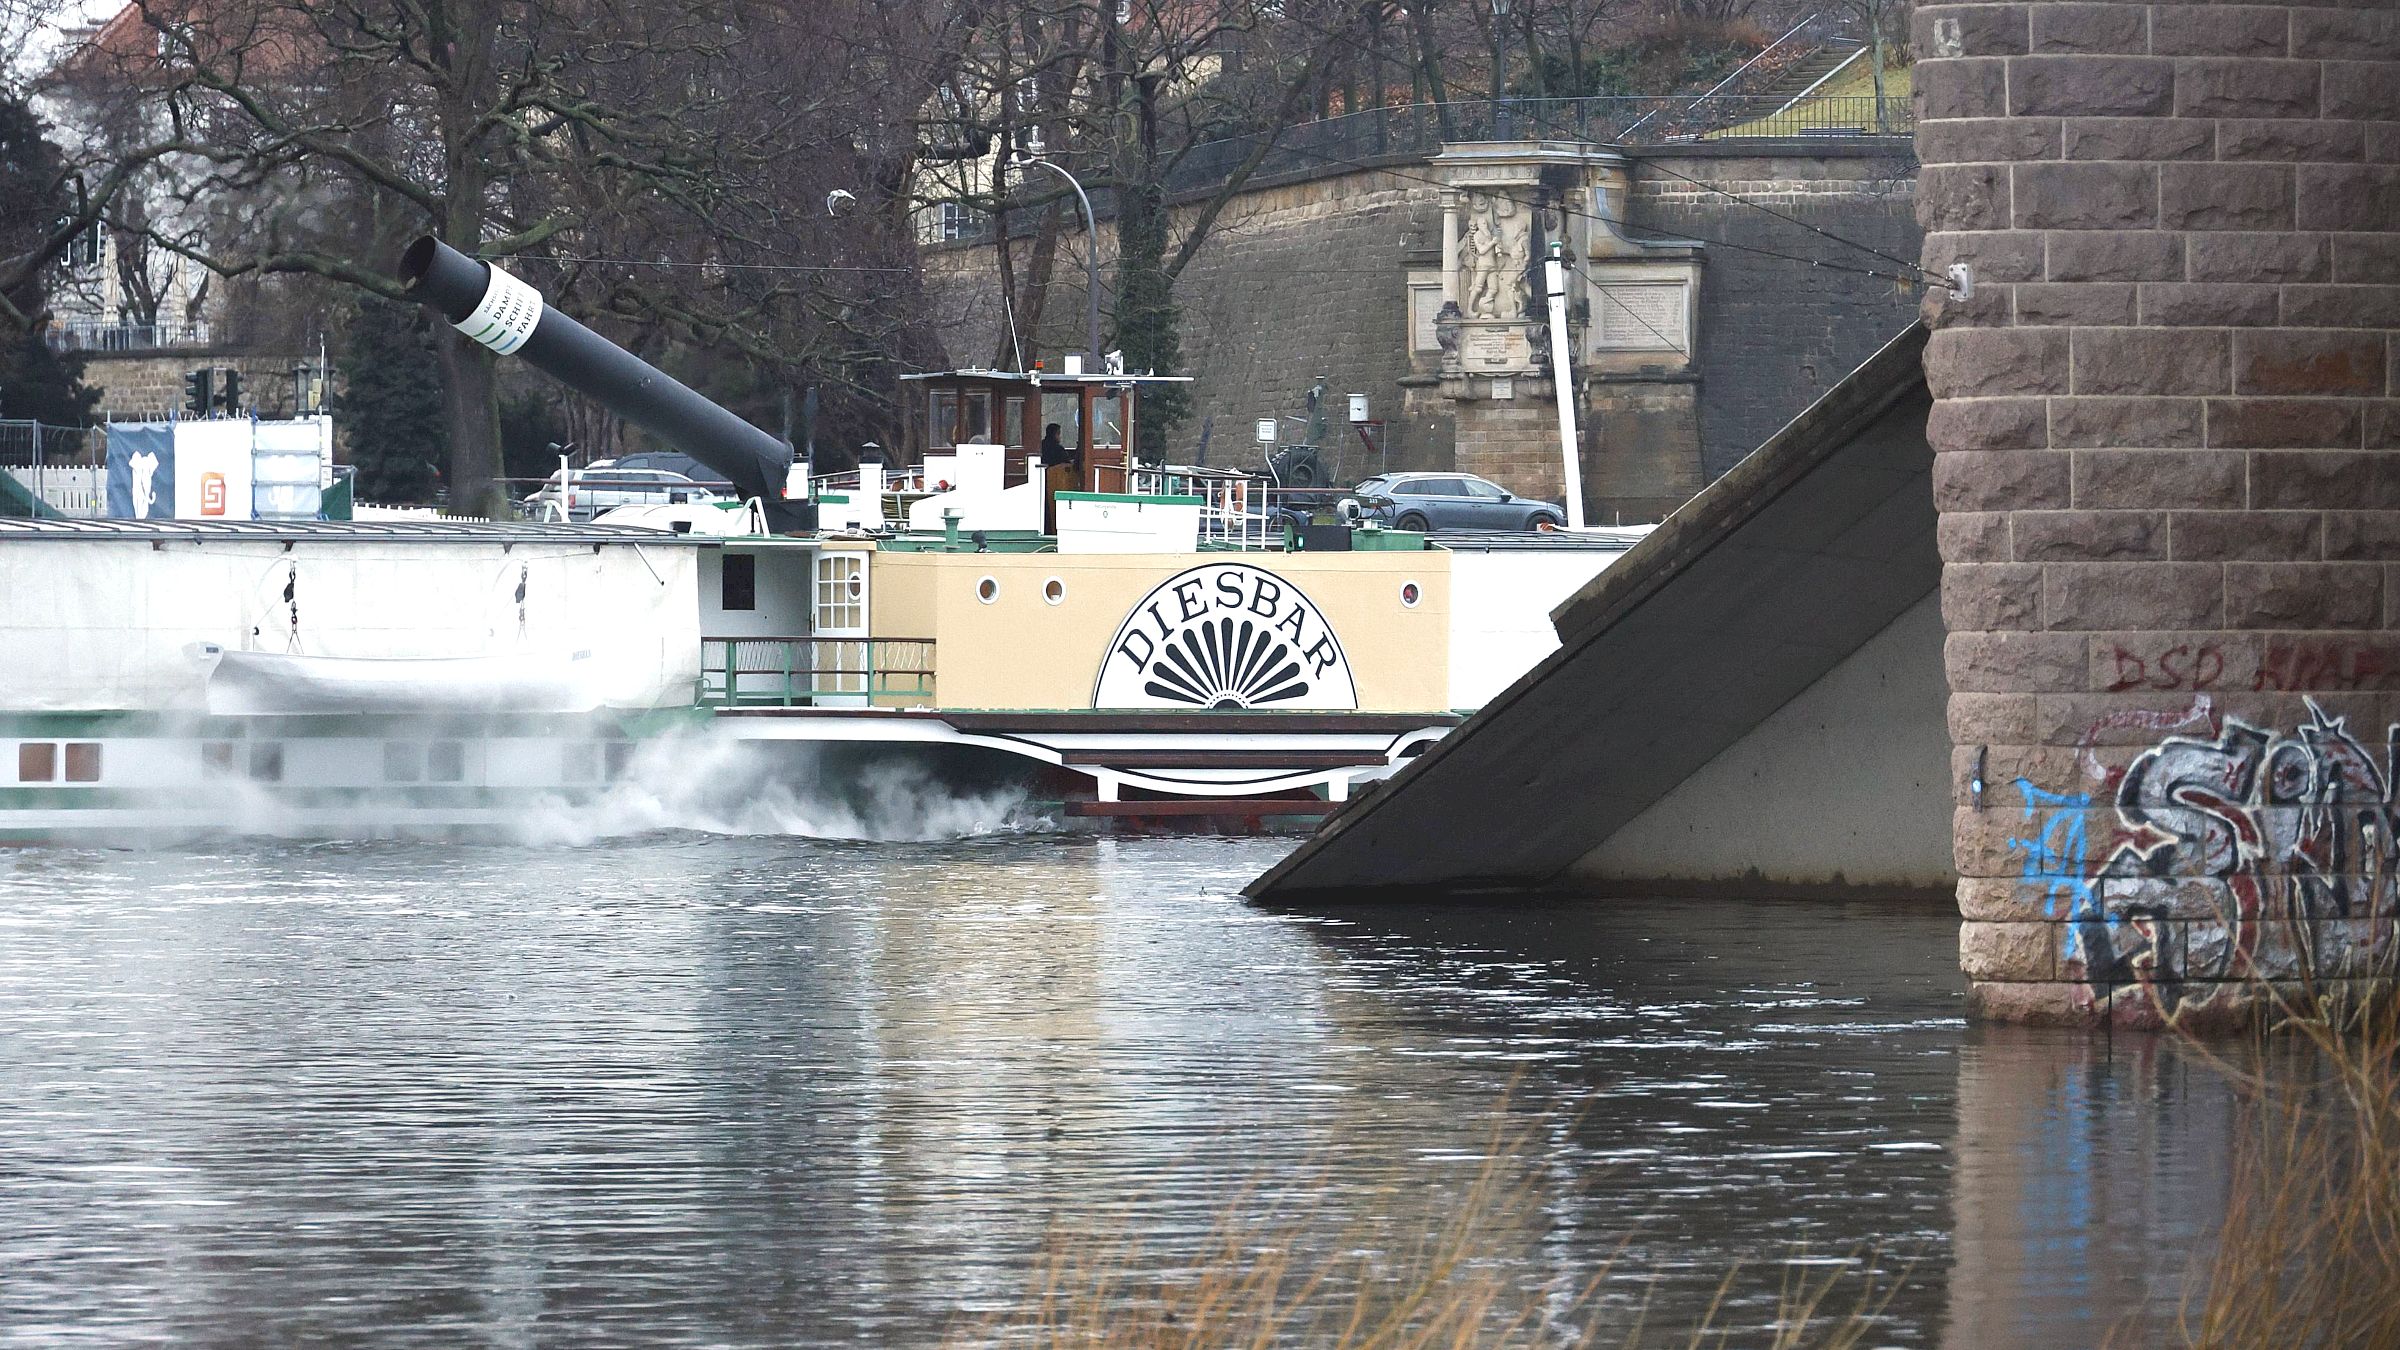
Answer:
[{"left": 811, "top": 551, "right": 870, "bottom": 706}]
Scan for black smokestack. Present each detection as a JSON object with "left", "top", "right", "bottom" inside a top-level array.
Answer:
[{"left": 398, "top": 237, "right": 812, "bottom": 532}]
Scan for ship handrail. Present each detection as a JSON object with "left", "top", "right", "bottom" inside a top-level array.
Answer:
[{"left": 698, "top": 635, "right": 936, "bottom": 707}]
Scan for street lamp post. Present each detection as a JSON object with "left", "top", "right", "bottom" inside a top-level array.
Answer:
[
  {"left": 1490, "top": 0, "right": 1512, "bottom": 141},
  {"left": 1010, "top": 149, "right": 1102, "bottom": 371}
]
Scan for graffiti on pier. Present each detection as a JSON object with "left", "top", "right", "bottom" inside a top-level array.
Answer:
[
  {"left": 2012, "top": 699, "right": 2400, "bottom": 1021},
  {"left": 2010, "top": 782, "right": 2096, "bottom": 923}
]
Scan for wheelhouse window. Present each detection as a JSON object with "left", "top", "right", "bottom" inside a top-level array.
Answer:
[
  {"left": 249, "top": 743, "right": 284, "bottom": 783},
  {"left": 63, "top": 744, "right": 100, "bottom": 783},
  {"left": 428, "top": 742, "right": 465, "bottom": 783},
  {"left": 17, "top": 743, "right": 55, "bottom": 782}
]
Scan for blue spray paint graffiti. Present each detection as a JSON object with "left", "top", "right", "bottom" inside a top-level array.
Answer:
[{"left": 2011, "top": 780, "right": 2098, "bottom": 957}]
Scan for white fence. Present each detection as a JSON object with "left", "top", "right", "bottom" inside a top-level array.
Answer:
[{"left": 3, "top": 466, "right": 106, "bottom": 517}]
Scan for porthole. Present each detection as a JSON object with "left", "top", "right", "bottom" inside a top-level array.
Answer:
[
  {"left": 976, "top": 576, "right": 1000, "bottom": 604},
  {"left": 1043, "top": 577, "right": 1066, "bottom": 606},
  {"left": 1400, "top": 581, "right": 1422, "bottom": 608}
]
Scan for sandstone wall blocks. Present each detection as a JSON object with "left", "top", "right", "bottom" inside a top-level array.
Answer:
[
  {"left": 1949, "top": 690, "right": 2041, "bottom": 743},
  {"left": 2321, "top": 60, "right": 2398, "bottom": 121},
  {"left": 2070, "top": 327, "right": 2232, "bottom": 396},
  {"left": 1940, "top": 511, "right": 2016, "bottom": 563},
  {"left": 1922, "top": 117, "right": 2064, "bottom": 165},
  {"left": 2049, "top": 394, "right": 2207, "bottom": 448},
  {"left": 2081, "top": 628, "right": 2267, "bottom": 693},
  {"left": 2232, "top": 328, "right": 2389, "bottom": 396},
  {"left": 2225, "top": 560, "right": 2384, "bottom": 628},
  {"left": 2174, "top": 56, "right": 2323, "bottom": 120},
  {"left": 2012, "top": 161, "right": 2160, "bottom": 230},
  {"left": 2062, "top": 116, "right": 2218, "bottom": 163},
  {"left": 2208, "top": 398, "right": 2367, "bottom": 449},
  {"left": 1943, "top": 561, "right": 2046, "bottom": 631},
  {"left": 2160, "top": 162, "right": 2297, "bottom": 232},
  {"left": 1927, "top": 327, "right": 2070, "bottom": 397},
  {"left": 2294, "top": 164, "right": 2400, "bottom": 233},
  {"left": 2187, "top": 232, "right": 2330, "bottom": 284},
  {"left": 2169, "top": 509, "right": 2325, "bottom": 562},
  {"left": 2027, "top": 3, "right": 2150, "bottom": 56},
  {"left": 2015, "top": 281, "right": 2137, "bottom": 327},
  {"left": 2045, "top": 230, "right": 2186, "bottom": 282},
  {"left": 1945, "top": 628, "right": 2093, "bottom": 692},
  {"left": 1934, "top": 448, "right": 2072, "bottom": 512},
  {"left": 1930, "top": 396, "right": 2051, "bottom": 451},
  {"left": 2011, "top": 55, "right": 2177, "bottom": 119},
  {"left": 1922, "top": 230, "right": 2047, "bottom": 284},
  {"left": 2281, "top": 284, "right": 2400, "bottom": 329},
  {"left": 2371, "top": 400, "right": 2400, "bottom": 450},
  {"left": 2150, "top": 5, "right": 2295, "bottom": 61},
  {"left": 1916, "top": 56, "right": 2012, "bottom": 121},
  {"left": 2248, "top": 448, "right": 2400, "bottom": 509},
  {"left": 2012, "top": 507, "right": 2169, "bottom": 561},
  {"left": 2072, "top": 447, "right": 2245, "bottom": 509},
  {"left": 2321, "top": 511, "right": 2400, "bottom": 561},
  {"left": 2293, "top": 9, "right": 2400, "bottom": 65},
  {"left": 2218, "top": 118, "right": 2370, "bottom": 164},
  {"left": 1960, "top": 918, "right": 2059, "bottom": 981},
  {"left": 2043, "top": 559, "right": 2227, "bottom": 630},
  {"left": 1913, "top": 4, "right": 2030, "bottom": 60},
  {"left": 1918, "top": 163, "right": 2013, "bottom": 231}
]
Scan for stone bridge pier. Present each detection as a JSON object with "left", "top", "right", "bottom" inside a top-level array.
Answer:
[{"left": 1917, "top": 2, "right": 2400, "bottom": 1024}]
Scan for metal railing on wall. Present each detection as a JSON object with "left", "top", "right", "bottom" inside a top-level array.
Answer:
[
  {"left": 698, "top": 636, "right": 937, "bottom": 708},
  {"left": 42, "top": 321, "right": 214, "bottom": 352},
  {"left": 934, "top": 91, "right": 1912, "bottom": 247}
]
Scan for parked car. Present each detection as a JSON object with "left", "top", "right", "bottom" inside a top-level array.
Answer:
[
  {"left": 1337, "top": 473, "right": 1566, "bottom": 532},
  {"left": 523, "top": 461, "right": 721, "bottom": 522},
  {"left": 608, "top": 450, "right": 736, "bottom": 492}
]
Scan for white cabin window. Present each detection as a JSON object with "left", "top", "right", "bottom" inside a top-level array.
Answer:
[
  {"left": 17, "top": 743, "right": 55, "bottom": 783},
  {"left": 814, "top": 553, "right": 865, "bottom": 633},
  {"left": 383, "top": 742, "right": 422, "bottom": 783},
  {"left": 428, "top": 742, "right": 465, "bottom": 783},
  {"left": 63, "top": 744, "right": 100, "bottom": 783},
  {"left": 249, "top": 743, "right": 284, "bottom": 783},
  {"left": 563, "top": 742, "right": 600, "bottom": 783}
]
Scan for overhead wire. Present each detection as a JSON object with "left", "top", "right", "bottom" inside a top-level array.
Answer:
[{"left": 541, "top": 254, "right": 917, "bottom": 275}]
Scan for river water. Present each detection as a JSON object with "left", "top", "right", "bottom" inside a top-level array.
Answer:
[{"left": 0, "top": 832, "right": 2247, "bottom": 1346}]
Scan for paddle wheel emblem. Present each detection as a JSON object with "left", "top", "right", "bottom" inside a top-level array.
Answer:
[{"left": 1094, "top": 563, "right": 1357, "bottom": 710}]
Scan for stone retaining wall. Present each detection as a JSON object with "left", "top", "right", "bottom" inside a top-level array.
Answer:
[{"left": 922, "top": 145, "right": 1921, "bottom": 493}]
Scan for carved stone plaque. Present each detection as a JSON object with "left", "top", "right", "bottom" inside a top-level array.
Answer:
[
  {"left": 1593, "top": 282, "right": 1688, "bottom": 351},
  {"left": 1466, "top": 329, "right": 1516, "bottom": 369}
]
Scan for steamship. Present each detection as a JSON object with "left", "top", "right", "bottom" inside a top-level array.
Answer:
[{"left": 0, "top": 239, "right": 1641, "bottom": 843}]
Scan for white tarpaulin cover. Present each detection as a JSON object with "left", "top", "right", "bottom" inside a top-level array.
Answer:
[
  {"left": 205, "top": 649, "right": 605, "bottom": 715},
  {"left": 0, "top": 537, "right": 703, "bottom": 712}
]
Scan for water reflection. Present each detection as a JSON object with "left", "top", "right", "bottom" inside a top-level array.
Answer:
[{"left": 0, "top": 836, "right": 2264, "bottom": 1344}]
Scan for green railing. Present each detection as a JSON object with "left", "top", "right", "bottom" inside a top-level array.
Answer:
[{"left": 699, "top": 637, "right": 936, "bottom": 708}]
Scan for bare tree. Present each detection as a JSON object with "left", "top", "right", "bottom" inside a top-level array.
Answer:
[{"left": 46, "top": 0, "right": 952, "bottom": 512}]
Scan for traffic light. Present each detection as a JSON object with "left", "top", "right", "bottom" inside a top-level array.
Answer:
[
  {"left": 182, "top": 367, "right": 213, "bottom": 415},
  {"left": 214, "top": 368, "right": 242, "bottom": 412}
]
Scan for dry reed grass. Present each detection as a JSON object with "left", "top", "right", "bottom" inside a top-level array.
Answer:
[
  {"left": 2164, "top": 984, "right": 2400, "bottom": 1347},
  {"left": 951, "top": 1113, "right": 1907, "bottom": 1349}
]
